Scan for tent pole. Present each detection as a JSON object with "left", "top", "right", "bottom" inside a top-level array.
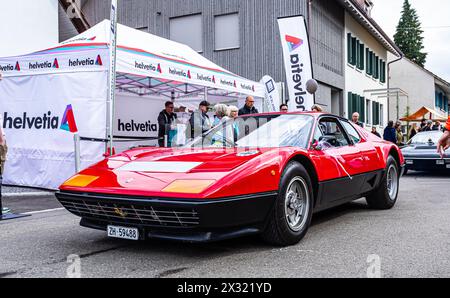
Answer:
[
  {"left": 74, "top": 133, "right": 81, "bottom": 173},
  {"left": 108, "top": 0, "right": 119, "bottom": 156},
  {"left": 204, "top": 87, "right": 208, "bottom": 103}
]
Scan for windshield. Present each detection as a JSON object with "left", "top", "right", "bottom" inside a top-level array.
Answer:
[
  {"left": 409, "top": 132, "right": 443, "bottom": 145},
  {"left": 186, "top": 114, "right": 314, "bottom": 149}
]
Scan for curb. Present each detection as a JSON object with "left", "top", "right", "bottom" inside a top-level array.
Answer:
[{"left": 3, "top": 192, "right": 56, "bottom": 199}]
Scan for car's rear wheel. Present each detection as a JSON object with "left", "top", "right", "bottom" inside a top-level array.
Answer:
[
  {"left": 366, "top": 155, "right": 400, "bottom": 210},
  {"left": 262, "top": 161, "right": 313, "bottom": 246}
]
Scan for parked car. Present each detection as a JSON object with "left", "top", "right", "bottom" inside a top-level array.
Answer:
[
  {"left": 401, "top": 131, "right": 450, "bottom": 174},
  {"left": 56, "top": 113, "right": 405, "bottom": 246}
]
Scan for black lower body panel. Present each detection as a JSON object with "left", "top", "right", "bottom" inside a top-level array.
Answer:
[
  {"left": 314, "top": 170, "right": 385, "bottom": 212},
  {"left": 56, "top": 191, "right": 277, "bottom": 243}
]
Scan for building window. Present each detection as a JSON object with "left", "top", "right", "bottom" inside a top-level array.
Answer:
[
  {"left": 348, "top": 92, "right": 366, "bottom": 123},
  {"left": 348, "top": 33, "right": 364, "bottom": 70},
  {"left": 445, "top": 96, "right": 449, "bottom": 113},
  {"left": 347, "top": 33, "right": 357, "bottom": 66},
  {"left": 435, "top": 91, "right": 448, "bottom": 112},
  {"left": 366, "top": 99, "right": 371, "bottom": 125},
  {"left": 214, "top": 13, "right": 240, "bottom": 50},
  {"left": 169, "top": 14, "right": 203, "bottom": 52}
]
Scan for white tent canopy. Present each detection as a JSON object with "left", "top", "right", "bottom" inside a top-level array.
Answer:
[
  {"left": 0, "top": 20, "right": 265, "bottom": 189},
  {"left": 1, "top": 20, "right": 264, "bottom": 98}
]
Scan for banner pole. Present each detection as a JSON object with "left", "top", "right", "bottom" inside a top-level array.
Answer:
[
  {"left": 108, "top": 0, "right": 119, "bottom": 156},
  {"left": 74, "top": 133, "right": 81, "bottom": 173}
]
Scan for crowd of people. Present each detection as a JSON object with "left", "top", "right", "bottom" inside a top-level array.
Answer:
[
  {"left": 379, "top": 119, "right": 446, "bottom": 147},
  {"left": 157, "top": 96, "right": 264, "bottom": 147}
]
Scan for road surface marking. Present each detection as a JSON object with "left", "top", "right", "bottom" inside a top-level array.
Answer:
[{"left": 23, "top": 208, "right": 65, "bottom": 215}]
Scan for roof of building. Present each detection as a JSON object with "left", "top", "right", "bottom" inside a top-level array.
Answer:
[{"left": 339, "top": 0, "right": 403, "bottom": 57}]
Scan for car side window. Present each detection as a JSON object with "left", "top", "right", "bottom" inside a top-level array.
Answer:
[
  {"left": 317, "top": 118, "right": 350, "bottom": 148},
  {"left": 340, "top": 120, "right": 362, "bottom": 144},
  {"left": 313, "top": 124, "right": 324, "bottom": 143}
]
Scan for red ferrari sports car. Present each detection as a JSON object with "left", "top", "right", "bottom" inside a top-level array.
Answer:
[{"left": 56, "top": 113, "right": 405, "bottom": 246}]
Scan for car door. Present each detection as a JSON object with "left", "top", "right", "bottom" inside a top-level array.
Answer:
[
  {"left": 310, "top": 117, "right": 365, "bottom": 205},
  {"left": 339, "top": 119, "right": 384, "bottom": 194}
]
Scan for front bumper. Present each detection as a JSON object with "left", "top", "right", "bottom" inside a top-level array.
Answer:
[
  {"left": 55, "top": 191, "right": 277, "bottom": 242},
  {"left": 403, "top": 158, "right": 450, "bottom": 172}
]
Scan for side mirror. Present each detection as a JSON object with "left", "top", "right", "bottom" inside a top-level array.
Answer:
[{"left": 311, "top": 140, "right": 322, "bottom": 151}]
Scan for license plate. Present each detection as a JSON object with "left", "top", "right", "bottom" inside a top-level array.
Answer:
[
  {"left": 107, "top": 226, "right": 139, "bottom": 241},
  {"left": 447, "top": 164, "right": 450, "bottom": 169},
  {"left": 437, "top": 160, "right": 445, "bottom": 165},
  {"left": 406, "top": 160, "right": 414, "bottom": 165}
]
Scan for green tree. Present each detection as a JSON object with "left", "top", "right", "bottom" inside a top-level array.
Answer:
[{"left": 394, "top": 0, "right": 427, "bottom": 67}]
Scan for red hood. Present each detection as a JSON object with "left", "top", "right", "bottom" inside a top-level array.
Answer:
[
  {"left": 117, "top": 147, "right": 263, "bottom": 172},
  {"left": 60, "top": 147, "right": 269, "bottom": 198}
]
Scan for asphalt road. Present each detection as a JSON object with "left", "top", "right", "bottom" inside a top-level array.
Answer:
[{"left": 1, "top": 171, "right": 449, "bottom": 278}]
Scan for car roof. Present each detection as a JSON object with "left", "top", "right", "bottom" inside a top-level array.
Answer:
[{"left": 416, "top": 131, "right": 443, "bottom": 135}]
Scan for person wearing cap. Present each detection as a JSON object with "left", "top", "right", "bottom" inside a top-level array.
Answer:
[
  {"left": 438, "top": 116, "right": 450, "bottom": 158},
  {"left": 189, "top": 100, "right": 212, "bottom": 139},
  {"left": 238, "top": 96, "right": 259, "bottom": 116}
]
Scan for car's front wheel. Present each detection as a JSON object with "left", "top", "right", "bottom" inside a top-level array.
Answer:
[
  {"left": 366, "top": 155, "right": 400, "bottom": 210},
  {"left": 262, "top": 161, "right": 314, "bottom": 246}
]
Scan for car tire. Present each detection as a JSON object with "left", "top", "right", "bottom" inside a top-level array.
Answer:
[
  {"left": 366, "top": 155, "right": 400, "bottom": 210},
  {"left": 261, "top": 161, "right": 314, "bottom": 246}
]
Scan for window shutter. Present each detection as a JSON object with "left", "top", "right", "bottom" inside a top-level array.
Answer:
[
  {"left": 359, "top": 43, "right": 365, "bottom": 70},
  {"left": 372, "top": 101, "right": 376, "bottom": 125},
  {"left": 351, "top": 37, "right": 357, "bottom": 65},
  {"left": 366, "top": 48, "right": 370, "bottom": 74},
  {"left": 347, "top": 33, "right": 352, "bottom": 64},
  {"left": 355, "top": 40, "right": 360, "bottom": 67},
  {"left": 374, "top": 56, "right": 379, "bottom": 79}
]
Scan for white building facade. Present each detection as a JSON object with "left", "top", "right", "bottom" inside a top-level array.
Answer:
[
  {"left": 388, "top": 54, "right": 450, "bottom": 122},
  {"left": 344, "top": 11, "right": 390, "bottom": 130}
]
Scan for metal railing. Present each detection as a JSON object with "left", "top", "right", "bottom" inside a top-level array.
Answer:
[{"left": 73, "top": 134, "right": 160, "bottom": 173}]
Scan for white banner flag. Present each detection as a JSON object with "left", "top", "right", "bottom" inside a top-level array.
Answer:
[
  {"left": 260, "top": 75, "right": 281, "bottom": 112},
  {"left": 277, "top": 16, "right": 315, "bottom": 111}
]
